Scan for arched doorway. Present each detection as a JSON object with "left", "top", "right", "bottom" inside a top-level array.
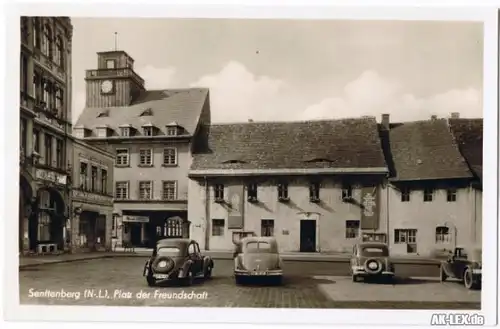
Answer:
[
  {"left": 29, "top": 187, "right": 66, "bottom": 252},
  {"left": 19, "top": 175, "right": 33, "bottom": 253}
]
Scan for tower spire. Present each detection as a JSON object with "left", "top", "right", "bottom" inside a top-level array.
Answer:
[{"left": 114, "top": 32, "right": 118, "bottom": 51}]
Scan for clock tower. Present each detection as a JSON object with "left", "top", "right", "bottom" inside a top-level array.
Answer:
[{"left": 84, "top": 50, "right": 145, "bottom": 108}]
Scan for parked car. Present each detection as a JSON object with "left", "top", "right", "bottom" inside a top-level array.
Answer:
[
  {"left": 233, "top": 236, "right": 283, "bottom": 285},
  {"left": 143, "top": 238, "right": 214, "bottom": 287},
  {"left": 440, "top": 246, "right": 482, "bottom": 290},
  {"left": 350, "top": 242, "right": 395, "bottom": 282}
]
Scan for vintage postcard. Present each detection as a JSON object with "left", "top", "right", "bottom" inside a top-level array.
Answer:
[{"left": 2, "top": 2, "right": 498, "bottom": 327}]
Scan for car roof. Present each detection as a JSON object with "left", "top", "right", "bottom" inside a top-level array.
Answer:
[
  {"left": 240, "top": 236, "right": 277, "bottom": 244},
  {"left": 156, "top": 238, "right": 194, "bottom": 247}
]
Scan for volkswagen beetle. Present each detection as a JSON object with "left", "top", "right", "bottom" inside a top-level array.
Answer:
[
  {"left": 350, "top": 242, "right": 395, "bottom": 282},
  {"left": 143, "top": 238, "right": 214, "bottom": 287},
  {"left": 233, "top": 236, "right": 283, "bottom": 285},
  {"left": 440, "top": 246, "right": 482, "bottom": 290}
]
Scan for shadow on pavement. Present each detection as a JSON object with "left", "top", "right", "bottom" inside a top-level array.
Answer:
[{"left": 357, "top": 276, "right": 438, "bottom": 285}]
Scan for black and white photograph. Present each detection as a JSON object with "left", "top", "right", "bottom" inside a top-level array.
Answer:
[{"left": 2, "top": 1, "right": 499, "bottom": 328}]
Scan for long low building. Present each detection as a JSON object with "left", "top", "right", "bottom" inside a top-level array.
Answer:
[{"left": 187, "top": 113, "right": 483, "bottom": 257}]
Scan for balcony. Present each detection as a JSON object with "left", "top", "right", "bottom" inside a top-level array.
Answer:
[{"left": 85, "top": 68, "right": 144, "bottom": 86}]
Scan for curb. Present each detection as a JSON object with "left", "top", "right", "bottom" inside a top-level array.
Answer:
[{"left": 19, "top": 253, "right": 441, "bottom": 268}]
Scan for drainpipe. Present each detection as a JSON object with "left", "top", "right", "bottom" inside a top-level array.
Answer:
[
  {"left": 386, "top": 178, "right": 390, "bottom": 247},
  {"left": 204, "top": 176, "right": 210, "bottom": 251}
]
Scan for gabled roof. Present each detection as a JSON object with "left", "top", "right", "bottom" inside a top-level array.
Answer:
[
  {"left": 448, "top": 118, "right": 483, "bottom": 183},
  {"left": 387, "top": 118, "right": 472, "bottom": 181},
  {"left": 75, "top": 88, "right": 208, "bottom": 137},
  {"left": 190, "top": 117, "right": 388, "bottom": 172}
]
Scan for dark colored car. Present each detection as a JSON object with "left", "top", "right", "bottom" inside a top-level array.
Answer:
[
  {"left": 142, "top": 238, "right": 214, "bottom": 287},
  {"left": 350, "top": 242, "right": 395, "bottom": 282},
  {"left": 233, "top": 236, "right": 283, "bottom": 285},
  {"left": 440, "top": 246, "right": 482, "bottom": 290}
]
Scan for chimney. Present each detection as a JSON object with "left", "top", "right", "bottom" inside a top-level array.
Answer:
[
  {"left": 381, "top": 114, "right": 390, "bottom": 130},
  {"left": 248, "top": 119, "right": 254, "bottom": 123},
  {"left": 431, "top": 115, "right": 437, "bottom": 120},
  {"left": 451, "top": 112, "right": 460, "bottom": 119}
]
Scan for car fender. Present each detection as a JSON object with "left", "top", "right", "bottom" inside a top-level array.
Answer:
[
  {"left": 143, "top": 259, "right": 151, "bottom": 276},
  {"left": 441, "top": 261, "right": 454, "bottom": 277},
  {"left": 202, "top": 256, "right": 213, "bottom": 270},
  {"left": 179, "top": 259, "right": 194, "bottom": 278}
]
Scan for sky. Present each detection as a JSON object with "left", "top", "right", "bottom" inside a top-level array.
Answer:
[{"left": 71, "top": 18, "right": 483, "bottom": 124}]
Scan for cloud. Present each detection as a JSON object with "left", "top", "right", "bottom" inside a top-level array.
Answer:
[
  {"left": 136, "top": 65, "right": 177, "bottom": 90},
  {"left": 190, "top": 61, "right": 289, "bottom": 122},
  {"left": 301, "top": 70, "right": 482, "bottom": 121}
]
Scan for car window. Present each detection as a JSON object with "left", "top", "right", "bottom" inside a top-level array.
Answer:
[
  {"left": 361, "top": 246, "right": 388, "bottom": 257},
  {"left": 194, "top": 243, "right": 200, "bottom": 254},
  {"left": 187, "top": 243, "right": 196, "bottom": 255},
  {"left": 244, "top": 241, "right": 273, "bottom": 253},
  {"left": 157, "top": 247, "right": 181, "bottom": 256}
]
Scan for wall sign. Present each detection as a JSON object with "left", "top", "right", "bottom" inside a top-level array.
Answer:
[
  {"left": 35, "top": 168, "right": 67, "bottom": 185},
  {"left": 360, "top": 186, "right": 380, "bottom": 230}
]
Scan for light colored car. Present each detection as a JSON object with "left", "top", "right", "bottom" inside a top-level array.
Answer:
[
  {"left": 440, "top": 246, "right": 482, "bottom": 290},
  {"left": 233, "top": 236, "right": 283, "bottom": 285},
  {"left": 143, "top": 238, "right": 214, "bottom": 287},
  {"left": 350, "top": 242, "right": 395, "bottom": 282}
]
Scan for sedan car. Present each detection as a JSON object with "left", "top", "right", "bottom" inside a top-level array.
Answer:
[
  {"left": 233, "top": 236, "right": 283, "bottom": 285},
  {"left": 440, "top": 246, "right": 482, "bottom": 290},
  {"left": 350, "top": 242, "right": 395, "bottom": 282},
  {"left": 143, "top": 238, "right": 214, "bottom": 287}
]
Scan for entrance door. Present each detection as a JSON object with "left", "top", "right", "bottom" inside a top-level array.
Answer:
[
  {"left": 130, "top": 224, "right": 142, "bottom": 246},
  {"left": 300, "top": 220, "right": 316, "bottom": 252}
]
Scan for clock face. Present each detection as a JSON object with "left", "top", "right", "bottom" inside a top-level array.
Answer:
[{"left": 101, "top": 80, "right": 113, "bottom": 93}]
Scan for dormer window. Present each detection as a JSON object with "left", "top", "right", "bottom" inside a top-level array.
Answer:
[
  {"left": 167, "top": 126, "right": 178, "bottom": 136},
  {"left": 74, "top": 125, "right": 89, "bottom": 139},
  {"left": 97, "top": 109, "right": 109, "bottom": 118},
  {"left": 96, "top": 125, "right": 110, "bottom": 138},
  {"left": 142, "top": 123, "right": 154, "bottom": 136},
  {"left": 120, "top": 127, "right": 130, "bottom": 137},
  {"left": 139, "top": 108, "right": 153, "bottom": 116}
]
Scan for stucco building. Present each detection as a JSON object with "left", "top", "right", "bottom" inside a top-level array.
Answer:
[
  {"left": 19, "top": 16, "right": 74, "bottom": 254},
  {"left": 74, "top": 50, "right": 211, "bottom": 248},
  {"left": 69, "top": 139, "right": 114, "bottom": 252},
  {"left": 188, "top": 118, "right": 391, "bottom": 252}
]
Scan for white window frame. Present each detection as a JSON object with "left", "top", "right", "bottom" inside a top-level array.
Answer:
[
  {"left": 163, "top": 147, "right": 178, "bottom": 166},
  {"left": 143, "top": 126, "right": 153, "bottom": 136},
  {"left": 97, "top": 127, "right": 107, "bottom": 138},
  {"left": 138, "top": 180, "right": 153, "bottom": 200},
  {"left": 115, "top": 181, "right": 129, "bottom": 200},
  {"left": 423, "top": 188, "right": 434, "bottom": 202},
  {"left": 120, "top": 127, "right": 130, "bottom": 137},
  {"left": 166, "top": 126, "right": 178, "bottom": 136},
  {"left": 345, "top": 220, "right": 360, "bottom": 239},
  {"left": 115, "top": 148, "right": 130, "bottom": 166},
  {"left": 162, "top": 181, "right": 177, "bottom": 200},
  {"left": 446, "top": 189, "right": 457, "bottom": 202},
  {"left": 139, "top": 148, "right": 153, "bottom": 166},
  {"left": 435, "top": 226, "right": 450, "bottom": 243},
  {"left": 395, "top": 229, "right": 417, "bottom": 244}
]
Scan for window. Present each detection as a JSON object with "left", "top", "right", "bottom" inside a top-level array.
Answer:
[
  {"left": 106, "top": 60, "right": 116, "bottom": 69},
  {"left": 115, "top": 149, "right": 129, "bottom": 166},
  {"left": 20, "top": 118, "right": 27, "bottom": 153},
  {"left": 214, "top": 184, "right": 224, "bottom": 201},
  {"left": 42, "top": 24, "right": 53, "bottom": 59},
  {"left": 401, "top": 187, "right": 410, "bottom": 202},
  {"left": 79, "top": 162, "right": 88, "bottom": 190},
  {"left": 55, "top": 139, "right": 63, "bottom": 169},
  {"left": 345, "top": 220, "right": 360, "bottom": 239},
  {"left": 277, "top": 183, "right": 289, "bottom": 200},
  {"left": 21, "top": 17, "right": 29, "bottom": 44},
  {"left": 261, "top": 219, "right": 274, "bottom": 237},
  {"left": 143, "top": 127, "right": 153, "bottom": 136},
  {"left": 21, "top": 54, "right": 28, "bottom": 93},
  {"left": 247, "top": 183, "right": 258, "bottom": 201},
  {"left": 394, "top": 229, "right": 417, "bottom": 244},
  {"left": 342, "top": 184, "right": 352, "bottom": 201},
  {"left": 55, "top": 88, "right": 63, "bottom": 115},
  {"left": 44, "top": 134, "right": 52, "bottom": 166},
  {"left": 33, "top": 72, "right": 41, "bottom": 102},
  {"left": 139, "top": 181, "right": 153, "bottom": 200},
  {"left": 120, "top": 127, "right": 130, "bottom": 137},
  {"left": 33, "top": 17, "right": 41, "bottom": 49},
  {"left": 212, "top": 219, "right": 225, "bottom": 236},
  {"left": 162, "top": 181, "right": 177, "bottom": 200},
  {"left": 309, "top": 182, "right": 320, "bottom": 201},
  {"left": 91, "top": 166, "right": 98, "bottom": 192},
  {"left": 115, "top": 181, "right": 129, "bottom": 199},
  {"left": 447, "top": 189, "right": 457, "bottom": 202},
  {"left": 101, "top": 169, "right": 108, "bottom": 194},
  {"left": 38, "top": 212, "right": 51, "bottom": 242},
  {"left": 139, "top": 149, "right": 153, "bottom": 166},
  {"left": 435, "top": 226, "right": 450, "bottom": 243},
  {"left": 33, "top": 130, "right": 39, "bottom": 153},
  {"left": 423, "top": 188, "right": 433, "bottom": 202},
  {"left": 55, "top": 35, "right": 64, "bottom": 68},
  {"left": 43, "top": 79, "right": 51, "bottom": 108},
  {"left": 166, "top": 126, "right": 178, "bottom": 136},
  {"left": 97, "top": 127, "right": 108, "bottom": 138},
  {"left": 163, "top": 148, "right": 177, "bottom": 165}
]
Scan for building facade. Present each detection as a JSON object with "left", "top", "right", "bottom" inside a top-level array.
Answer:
[
  {"left": 69, "top": 139, "right": 114, "bottom": 252},
  {"left": 74, "top": 50, "right": 211, "bottom": 248},
  {"left": 188, "top": 119, "right": 390, "bottom": 252},
  {"left": 19, "top": 16, "right": 74, "bottom": 255}
]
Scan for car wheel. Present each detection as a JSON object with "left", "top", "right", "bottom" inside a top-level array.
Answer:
[
  {"left": 464, "top": 269, "right": 479, "bottom": 290},
  {"left": 352, "top": 275, "right": 359, "bottom": 282},
  {"left": 440, "top": 266, "right": 448, "bottom": 282},
  {"left": 184, "top": 270, "right": 194, "bottom": 286},
  {"left": 204, "top": 265, "right": 212, "bottom": 279},
  {"left": 146, "top": 275, "right": 156, "bottom": 287}
]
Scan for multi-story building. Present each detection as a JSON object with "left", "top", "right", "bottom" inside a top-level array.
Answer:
[
  {"left": 69, "top": 139, "right": 114, "bottom": 252},
  {"left": 188, "top": 114, "right": 483, "bottom": 256},
  {"left": 188, "top": 118, "right": 391, "bottom": 252},
  {"left": 19, "top": 16, "right": 74, "bottom": 254},
  {"left": 74, "top": 50, "right": 211, "bottom": 248}
]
